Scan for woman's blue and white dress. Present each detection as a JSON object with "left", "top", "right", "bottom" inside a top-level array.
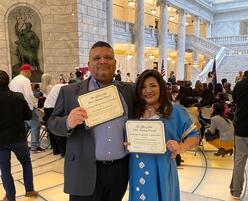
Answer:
[{"left": 129, "top": 104, "right": 199, "bottom": 201}]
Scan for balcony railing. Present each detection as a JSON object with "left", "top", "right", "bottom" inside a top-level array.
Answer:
[
  {"left": 186, "top": 34, "right": 221, "bottom": 57},
  {"left": 208, "top": 35, "right": 248, "bottom": 46},
  {"left": 225, "top": 48, "right": 248, "bottom": 56},
  {"left": 113, "top": 19, "right": 176, "bottom": 49}
]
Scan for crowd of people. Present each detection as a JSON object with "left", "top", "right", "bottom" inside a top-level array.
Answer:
[{"left": 0, "top": 40, "right": 247, "bottom": 201}]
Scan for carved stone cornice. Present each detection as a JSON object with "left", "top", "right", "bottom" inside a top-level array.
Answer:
[{"left": 166, "top": 0, "right": 214, "bottom": 23}]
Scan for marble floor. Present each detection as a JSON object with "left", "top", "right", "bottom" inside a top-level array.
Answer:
[{"left": 0, "top": 140, "right": 247, "bottom": 201}]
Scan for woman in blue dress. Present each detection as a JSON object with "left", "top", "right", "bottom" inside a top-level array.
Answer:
[{"left": 128, "top": 70, "right": 199, "bottom": 201}]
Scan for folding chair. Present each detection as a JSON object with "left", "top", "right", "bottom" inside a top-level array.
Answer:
[{"left": 37, "top": 108, "right": 50, "bottom": 149}]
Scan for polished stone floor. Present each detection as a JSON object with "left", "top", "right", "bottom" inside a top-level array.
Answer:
[{"left": 0, "top": 140, "right": 247, "bottom": 201}]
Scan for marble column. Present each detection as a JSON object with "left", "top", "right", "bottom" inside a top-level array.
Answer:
[
  {"left": 192, "top": 16, "right": 200, "bottom": 68},
  {"left": 134, "top": 0, "right": 145, "bottom": 74},
  {"left": 206, "top": 22, "right": 212, "bottom": 38},
  {"left": 158, "top": 0, "right": 168, "bottom": 80},
  {"left": 106, "top": 0, "right": 113, "bottom": 46},
  {"left": 191, "top": 16, "right": 201, "bottom": 84},
  {"left": 176, "top": 9, "right": 186, "bottom": 80}
]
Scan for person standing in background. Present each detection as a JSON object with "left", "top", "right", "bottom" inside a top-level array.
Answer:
[
  {"left": 115, "top": 69, "right": 122, "bottom": 81},
  {"left": 0, "top": 70, "right": 38, "bottom": 201},
  {"left": 168, "top": 71, "right": 177, "bottom": 85},
  {"left": 75, "top": 71, "right": 84, "bottom": 83},
  {"left": 230, "top": 70, "right": 248, "bottom": 200},
  {"left": 126, "top": 72, "right": 133, "bottom": 82},
  {"left": 235, "top": 71, "right": 243, "bottom": 83},
  {"left": 206, "top": 72, "right": 213, "bottom": 85},
  {"left": 9, "top": 64, "right": 44, "bottom": 152},
  {"left": 43, "top": 83, "right": 68, "bottom": 157},
  {"left": 40, "top": 73, "right": 53, "bottom": 97}
]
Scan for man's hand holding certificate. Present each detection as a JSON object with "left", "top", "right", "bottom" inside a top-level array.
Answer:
[
  {"left": 126, "top": 120, "right": 166, "bottom": 154},
  {"left": 78, "top": 85, "right": 124, "bottom": 128}
]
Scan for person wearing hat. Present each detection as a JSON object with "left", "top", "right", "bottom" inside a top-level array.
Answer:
[
  {"left": 0, "top": 70, "right": 38, "bottom": 201},
  {"left": 9, "top": 64, "right": 44, "bottom": 152}
]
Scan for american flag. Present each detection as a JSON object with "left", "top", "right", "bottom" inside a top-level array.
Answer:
[{"left": 161, "top": 59, "right": 165, "bottom": 79}]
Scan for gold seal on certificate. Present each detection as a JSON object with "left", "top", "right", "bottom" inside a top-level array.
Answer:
[
  {"left": 78, "top": 85, "right": 124, "bottom": 128},
  {"left": 126, "top": 120, "right": 166, "bottom": 154}
]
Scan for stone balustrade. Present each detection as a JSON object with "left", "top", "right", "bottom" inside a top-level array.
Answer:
[
  {"left": 113, "top": 19, "right": 134, "bottom": 43},
  {"left": 209, "top": 35, "right": 248, "bottom": 46},
  {"left": 144, "top": 27, "right": 158, "bottom": 47},
  {"left": 113, "top": 19, "right": 176, "bottom": 49},
  {"left": 186, "top": 34, "right": 221, "bottom": 57},
  {"left": 225, "top": 48, "right": 248, "bottom": 56}
]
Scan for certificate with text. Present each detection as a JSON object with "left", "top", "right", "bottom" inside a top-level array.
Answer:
[
  {"left": 78, "top": 85, "right": 124, "bottom": 128},
  {"left": 126, "top": 120, "right": 166, "bottom": 154}
]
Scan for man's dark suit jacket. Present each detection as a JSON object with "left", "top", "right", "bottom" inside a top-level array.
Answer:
[
  {"left": 48, "top": 78, "right": 135, "bottom": 196},
  {"left": 0, "top": 87, "right": 32, "bottom": 146}
]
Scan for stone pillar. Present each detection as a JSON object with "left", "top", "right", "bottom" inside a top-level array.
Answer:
[
  {"left": 176, "top": 9, "right": 186, "bottom": 80},
  {"left": 192, "top": 16, "right": 200, "bottom": 69},
  {"left": 206, "top": 22, "right": 212, "bottom": 38},
  {"left": 134, "top": 0, "right": 145, "bottom": 74},
  {"left": 158, "top": 0, "right": 168, "bottom": 80},
  {"left": 106, "top": 0, "right": 113, "bottom": 46}
]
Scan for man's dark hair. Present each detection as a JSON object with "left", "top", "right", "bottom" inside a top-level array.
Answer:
[
  {"left": 0, "top": 70, "right": 9, "bottom": 87},
  {"left": 90, "top": 41, "right": 113, "bottom": 51}
]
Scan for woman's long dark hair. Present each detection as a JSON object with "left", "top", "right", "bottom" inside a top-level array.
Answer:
[
  {"left": 135, "top": 69, "right": 172, "bottom": 118},
  {"left": 200, "top": 87, "right": 215, "bottom": 106},
  {"left": 212, "top": 102, "right": 230, "bottom": 123}
]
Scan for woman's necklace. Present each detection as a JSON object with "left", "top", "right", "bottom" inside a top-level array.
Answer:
[{"left": 144, "top": 106, "right": 158, "bottom": 118}]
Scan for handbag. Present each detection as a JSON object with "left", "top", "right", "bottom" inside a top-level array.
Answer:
[{"left": 205, "top": 129, "right": 220, "bottom": 142}]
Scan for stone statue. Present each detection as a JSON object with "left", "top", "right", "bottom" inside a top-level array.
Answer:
[{"left": 15, "top": 21, "right": 40, "bottom": 70}]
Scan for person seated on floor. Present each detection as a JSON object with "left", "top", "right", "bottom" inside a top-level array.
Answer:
[
  {"left": 205, "top": 102, "right": 234, "bottom": 157},
  {"left": 0, "top": 70, "right": 38, "bottom": 201}
]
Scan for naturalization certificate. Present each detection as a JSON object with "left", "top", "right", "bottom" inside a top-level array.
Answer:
[
  {"left": 126, "top": 120, "right": 166, "bottom": 154},
  {"left": 78, "top": 85, "right": 124, "bottom": 128}
]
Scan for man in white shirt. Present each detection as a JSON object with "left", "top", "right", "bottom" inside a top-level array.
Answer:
[{"left": 9, "top": 64, "right": 43, "bottom": 152}]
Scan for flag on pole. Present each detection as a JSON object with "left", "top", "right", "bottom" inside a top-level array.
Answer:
[
  {"left": 211, "top": 57, "right": 217, "bottom": 87},
  {"left": 161, "top": 59, "right": 165, "bottom": 79}
]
